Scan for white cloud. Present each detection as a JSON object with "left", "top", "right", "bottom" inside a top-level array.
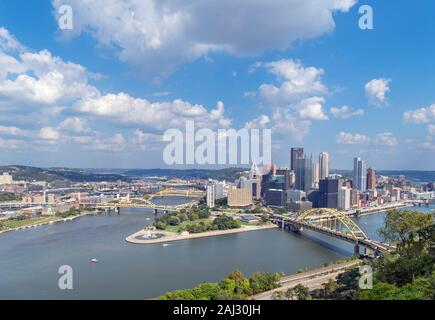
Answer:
[
  {"left": 247, "top": 59, "right": 329, "bottom": 141},
  {"left": 256, "top": 59, "right": 327, "bottom": 106},
  {"left": 0, "top": 125, "right": 29, "bottom": 136},
  {"left": 0, "top": 137, "right": 23, "bottom": 149},
  {"left": 37, "top": 127, "right": 62, "bottom": 141},
  {"left": 0, "top": 28, "right": 232, "bottom": 136},
  {"left": 336, "top": 132, "right": 370, "bottom": 144},
  {"left": 417, "top": 142, "right": 435, "bottom": 151},
  {"left": 403, "top": 104, "right": 435, "bottom": 124},
  {"left": 374, "top": 132, "right": 398, "bottom": 146},
  {"left": 296, "top": 97, "right": 328, "bottom": 120},
  {"left": 428, "top": 124, "right": 435, "bottom": 136},
  {"left": 365, "top": 78, "right": 391, "bottom": 106},
  {"left": 70, "top": 135, "right": 95, "bottom": 145},
  {"left": 131, "top": 129, "right": 163, "bottom": 144},
  {"left": 0, "top": 49, "right": 98, "bottom": 106},
  {"left": 59, "top": 117, "right": 91, "bottom": 133},
  {"left": 74, "top": 94, "right": 232, "bottom": 131},
  {"left": 330, "top": 105, "right": 364, "bottom": 119},
  {"left": 245, "top": 115, "right": 271, "bottom": 129},
  {"left": 84, "top": 133, "right": 126, "bottom": 152},
  {"left": 51, "top": 0, "right": 355, "bottom": 77},
  {"left": 272, "top": 108, "right": 311, "bottom": 141},
  {"left": 0, "top": 27, "right": 23, "bottom": 52}
]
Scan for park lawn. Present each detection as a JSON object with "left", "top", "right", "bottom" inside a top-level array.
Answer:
[
  {"left": 239, "top": 221, "right": 262, "bottom": 227},
  {"left": 165, "top": 218, "right": 214, "bottom": 233},
  {"left": 0, "top": 216, "right": 60, "bottom": 230}
]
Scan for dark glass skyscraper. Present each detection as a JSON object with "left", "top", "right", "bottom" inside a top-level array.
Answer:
[
  {"left": 318, "top": 178, "right": 339, "bottom": 208},
  {"left": 290, "top": 147, "right": 304, "bottom": 171},
  {"left": 294, "top": 155, "right": 313, "bottom": 192}
]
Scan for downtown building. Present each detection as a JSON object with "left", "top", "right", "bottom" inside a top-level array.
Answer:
[
  {"left": 318, "top": 178, "right": 339, "bottom": 208},
  {"left": 319, "top": 152, "right": 329, "bottom": 180},
  {"left": 206, "top": 183, "right": 216, "bottom": 208},
  {"left": 294, "top": 155, "right": 313, "bottom": 193},
  {"left": 353, "top": 157, "right": 367, "bottom": 192},
  {"left": 206, "top": 180, "right": 227, "bottom": 208},
  {"left": 227, "top": 186, "right": 253, "bottom": 208},
  {"left": 338, "top": 187, "right": 351, "bottom": 210},
  {"left": 367, "top": 168, "right": 377, "bottom": 190},
  {"left": 290, "top": 148, "right": 304, "bottom": 171}
]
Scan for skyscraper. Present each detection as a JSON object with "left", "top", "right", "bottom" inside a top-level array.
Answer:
[
  {"left": 206, "top": 184, "right": 215, "bottom": 208},
  {"left": 290, "top": 148, "right": 304, "bottom": 171},
  {"left": 367, "top": 168, "right": 377, "bottom": 190},
  {"left": 319, "top": 178, "right": 339, "bottom": 208},
  {"left": 294, "top": 155, "right": 313, "bottom": 192},
  {"left": 312, "top": 162, "right": 319, "bottom": 188},
  {"left": 319, "top": 152, "right": 329, "bottom": 180},
  {"left": 353, "top": 157, "right": 367, "bottom": 192},
  {"left": 338, "top": 187, "right": 351, "bottom": 210}
]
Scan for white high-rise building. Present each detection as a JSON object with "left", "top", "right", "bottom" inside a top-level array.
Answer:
[
  {"left": 353, "top": 157, "right": 367, "bottom": 192},
  {"left": 338, "top": 187, "right": 351, "bottom": 210},
  {"left": 215, "top": 181, "right": 226, "bottom": 200},
  {"left": 319, "top": 152, "right": 329, "bottom": 180},
  {"left": 206, "top": 184, "right": 216, "bottom": 208},
  {"left": 312, "top": 163, "right": 319, "bottom": 188},
  {"left": 207, "top": 180, "right": 227, "bottom": 208}
]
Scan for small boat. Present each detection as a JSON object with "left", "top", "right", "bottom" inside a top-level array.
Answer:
[
  {"left": 90, "top": 258, "right": 99, "bottom": 263},
  {"left": 146, "top": 218, "right": 150, "bottom": 221},
  {"left": 162, "top": 243, "right": 170, "bottom": 247}
]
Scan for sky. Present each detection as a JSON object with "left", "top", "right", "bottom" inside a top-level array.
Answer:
[{"left": 0, "top": 0, "right": 434, "bottom": 170}]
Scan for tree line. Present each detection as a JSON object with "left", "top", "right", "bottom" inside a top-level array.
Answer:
[{"left": 160, "top": 270, "right": 281, "bottom": 300}]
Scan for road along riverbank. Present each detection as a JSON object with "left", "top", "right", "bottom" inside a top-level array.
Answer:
[{"left": 249, "top": 259, "right": 362, "bottom": 300}]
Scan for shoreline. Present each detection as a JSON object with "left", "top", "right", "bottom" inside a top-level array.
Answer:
[
  {"left": 126, "top": 223, "right": 279, "bottom": 244},
  {"left": 353, "top": 203, "right": 413, "bottom": 217},
  {"left": 0, "top": 211, "right": 96, "bottom": 235}
]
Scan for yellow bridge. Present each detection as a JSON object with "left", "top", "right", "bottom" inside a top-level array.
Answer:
[
  {"left": 271, "top": 208, "right": 395, "bottom": 255},
  {"left": 95, "top": 187, "right": 204, "bottom": 212},
  {"left": 149, "top": 187, "right": 205, "bottom": 198}
]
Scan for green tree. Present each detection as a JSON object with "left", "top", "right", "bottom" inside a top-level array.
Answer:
[
  {"left": 291, "top": 284, "right": 312, "bottom": 300},
  {"left": 272, "top": 291, "right": 285, "bottom": 300},
  {"left": 358, "top": 282, "right": 399, "bottom": 300},
  {"left": 169, "top": 216, "right": 180, "bottom": 226},
  {"left": 378, "top": 209, "right": 434, "bottom": 246}
]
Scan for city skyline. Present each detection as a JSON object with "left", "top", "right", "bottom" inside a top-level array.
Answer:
[{"left": 0, "top": 1, "right": 434, "bottom": 170}]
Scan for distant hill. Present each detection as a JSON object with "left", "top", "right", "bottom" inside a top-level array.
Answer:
[
  {"left": 331, "top": 170, "right": 435, "bottom": 183},
  {"left": 1, "top": 165, "right": 433, "bottom": 184},
  {"left": 0, "top": 166, "right": 129, "bottom": 182},
  {"left": 124, "top": 168, "right": 247, "bottom": 181}
]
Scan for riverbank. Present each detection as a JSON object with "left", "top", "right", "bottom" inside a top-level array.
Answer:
[
  {"left": 0, "top": 211, "right": 96, "bottom": 235},
  {"left": 349, "top": 202, "right": 412, "bottom": 217},
  {"left": 126, "top": 223, "right": 279, "bottom": 244}
]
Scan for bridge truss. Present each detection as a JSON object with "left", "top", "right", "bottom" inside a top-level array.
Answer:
[{"left": 296, "top": 208, "right": 368, "bottom": 241}]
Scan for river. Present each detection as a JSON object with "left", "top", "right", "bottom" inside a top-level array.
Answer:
[{"left": 0, "top": 198, "right": 433, "bottom": 300}]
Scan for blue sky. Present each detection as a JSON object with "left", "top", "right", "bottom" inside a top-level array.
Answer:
[{"left": 0, "top": 0, "right": 434, "bottom": 170}]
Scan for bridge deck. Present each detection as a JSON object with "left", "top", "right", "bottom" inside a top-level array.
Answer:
[{"left": 272, "top": 214, "right": 394, "bottom": 254}]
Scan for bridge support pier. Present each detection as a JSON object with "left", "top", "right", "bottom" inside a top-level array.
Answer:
[
  {"left": 286, "top": 224, "right": 302, "bottom": 233},
  {"left": 154, "top": 209, "right": 158, "bottom": 215},
  {"left": 364, "top": 247, "right": 373, "bottom": 257},
  {"left": 354, "top": 244, "right": 360, "bottom": 257}
]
